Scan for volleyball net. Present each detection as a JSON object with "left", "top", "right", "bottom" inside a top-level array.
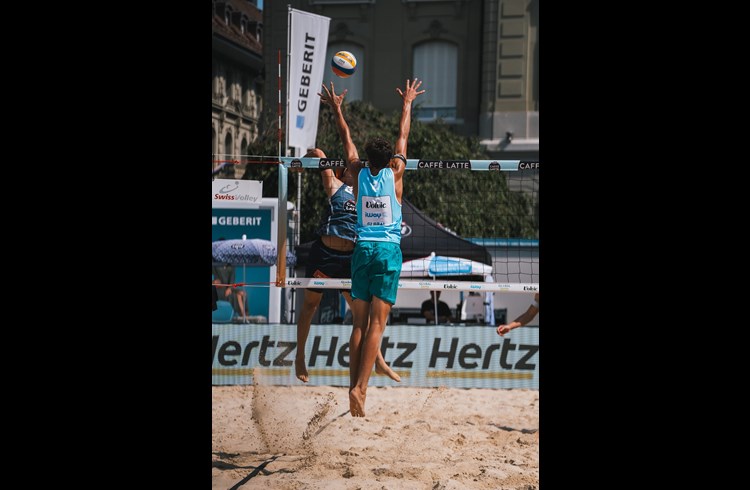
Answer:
[
  {"left": 272, "top": 156, "right": 539, "bottom": 295},
  {"left": 212, "top": 155, "right": 538, "bottom": 293}
]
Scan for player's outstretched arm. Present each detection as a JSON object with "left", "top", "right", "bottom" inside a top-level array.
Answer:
[
  {"left": 319, "top": 82, "right": 359, "bottom": 165},
  {"left": 393, "top": 78, "right": 425, "bottom": 159}
]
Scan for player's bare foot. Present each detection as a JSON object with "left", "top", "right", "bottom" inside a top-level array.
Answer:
[
  {"left": 375, "top": 359, "right": 401, "bottom": 382},
  {"left": 295, "top": 357, "right": 309, "bottom": 383},
  {"left": 349, "top": 387, "right": 366, "bottom": 417}
]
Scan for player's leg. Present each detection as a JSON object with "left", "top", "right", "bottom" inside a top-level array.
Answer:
[
  {"left": 342, "top": 291, "right": 400, "bottom": 382},
  {"left": 349, "top": 242, "right": 401, "bottom": 416},
  {"left": 349, "top": 297, "right": 391, "bottom": 417},
  {"left": 348, "top": 297, "right": 369, "bottom": 392},
  {"left": 296, "top": 240, "right": 330, "bottom": 382},
  {"left": 295, "top": 288, "right": 323, "bottom": 382}
]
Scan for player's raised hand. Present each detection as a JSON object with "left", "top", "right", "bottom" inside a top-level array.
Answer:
[
  {"left": 319, "top": 81, "right": 348, "bottom": 110},
  {"left": 396, "top": 78, "right": 426, "bottom": 104}
]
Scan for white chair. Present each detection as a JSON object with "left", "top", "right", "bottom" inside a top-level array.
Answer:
[{"left": 460, "top": 295, "right": 485, "bottom": 323}]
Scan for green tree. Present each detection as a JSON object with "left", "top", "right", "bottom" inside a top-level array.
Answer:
[{"left": 243, "top": 102, "right": 537, "bottom": 243}]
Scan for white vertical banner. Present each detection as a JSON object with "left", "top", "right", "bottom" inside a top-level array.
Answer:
[
  {"left": 484, "top": 274, "right": 495, "bottom": 326},
  {"left": 287, "top": 8, "right": 330, "bottom": 154}
]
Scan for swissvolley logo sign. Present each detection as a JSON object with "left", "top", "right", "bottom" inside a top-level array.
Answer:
[{"left": 212, "top": 179, "right": 263, "bottom": 207}]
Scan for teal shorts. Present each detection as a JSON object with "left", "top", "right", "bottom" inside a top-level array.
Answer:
[{"left": 350, "top": 241, "right": 402, "bottom": 304}]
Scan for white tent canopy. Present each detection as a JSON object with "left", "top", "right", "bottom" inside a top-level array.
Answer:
[
  {"left": 400, "top": 252, "right": 495, "bottom": 325},
  {"left": 400, "top": 252, "right": 493, "bottom": 278}
]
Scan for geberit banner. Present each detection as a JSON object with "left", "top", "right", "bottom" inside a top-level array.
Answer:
[
  {"left": 212, "top": 324, "right": 538, "bottom": 389},
  {"left": 286, "top": 8, "right": 330, "bottom": 153}
]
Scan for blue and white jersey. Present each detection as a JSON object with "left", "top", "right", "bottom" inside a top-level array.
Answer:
[
  {"left": 355, "top": 167, "right": 402, "bottom": 243},
  {"left": 316, "top": 184, "right": 357, "bottom": 241}
]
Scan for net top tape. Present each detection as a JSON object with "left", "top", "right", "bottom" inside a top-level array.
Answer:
[{"left": 277, "top": 157, "right": 537, "bottom": 171}]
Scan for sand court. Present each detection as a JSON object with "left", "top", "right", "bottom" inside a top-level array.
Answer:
[{"left": 212, "top": 384, "right": 538, "bottom": 489}]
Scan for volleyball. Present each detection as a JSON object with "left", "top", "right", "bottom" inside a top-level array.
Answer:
[{"left": 331, "top": 51, "right": 357, "bottom": 78}]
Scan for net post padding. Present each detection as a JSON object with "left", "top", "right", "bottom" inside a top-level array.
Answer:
[{"left": 275, "top": 163, "right": 288, "bottom": 286}]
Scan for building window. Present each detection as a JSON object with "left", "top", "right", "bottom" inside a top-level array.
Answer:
[
  {"left": 240, "top": 138, "right": 248, "bottom": 160},
  {"left": 324, "top": 44, "right": 364, "bottom": 102},
  {"left": 245, "top": 89, "right": 256, "bottom": 115},
  {"left": 413, "top": 41, "right": 457, "bottom": 121},
  {"left": 226, "top": 70, "right": 235, "bottom": 102},
  {"left": 213, "top": 62, "right": 226, "bottom": 98},
  {"left": 212, "top": 62, "right": 221, "bottom": 99},
  {"left": 224, "top": 133, "right": 233, "bottom": 162},
  {"left": 242, "top": 76, "right": 249, "bottom": 108}
]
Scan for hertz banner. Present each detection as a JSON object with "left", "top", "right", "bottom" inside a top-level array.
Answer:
[{"left": 212, "top": 324, "right": 538, "bottom": 389}]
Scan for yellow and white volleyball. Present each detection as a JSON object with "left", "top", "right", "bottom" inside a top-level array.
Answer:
[{"left": 331, "top": 51, "right": 357, "bottom": 78}]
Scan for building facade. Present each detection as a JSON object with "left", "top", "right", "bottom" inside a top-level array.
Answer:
[
  {"left": 212, "top": 0, "right": 265, "bottom": 177},
  {"left": 262, "top": 0, "right": 538, "bottom": 161}
]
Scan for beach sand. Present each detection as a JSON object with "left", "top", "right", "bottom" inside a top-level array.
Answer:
[{"left": 212, "top": 384, "right": 538, "bottom": 489}]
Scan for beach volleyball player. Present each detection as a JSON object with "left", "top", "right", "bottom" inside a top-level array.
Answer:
[
  {"left": 319, "top": 78, "right": 425, "bottom": 416},
  {"left": 295, "top": 146, "right": 400, "bottom": 384}
]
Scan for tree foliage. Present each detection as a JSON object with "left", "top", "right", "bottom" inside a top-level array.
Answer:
[{"left": 242, "top": 102, "right": 537, "bottom": 243}]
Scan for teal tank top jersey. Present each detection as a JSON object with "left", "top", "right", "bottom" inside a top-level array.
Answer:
[
  {"left": 355, "top": 167, "right": 402, "bottom": 243},
  {"left": 315, "top": 184, "right": 356, "bottom": 241}
]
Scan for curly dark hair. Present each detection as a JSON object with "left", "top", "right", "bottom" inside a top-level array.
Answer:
[{"left": 364, "top": 137, "right": 393, "bottom": 171}]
